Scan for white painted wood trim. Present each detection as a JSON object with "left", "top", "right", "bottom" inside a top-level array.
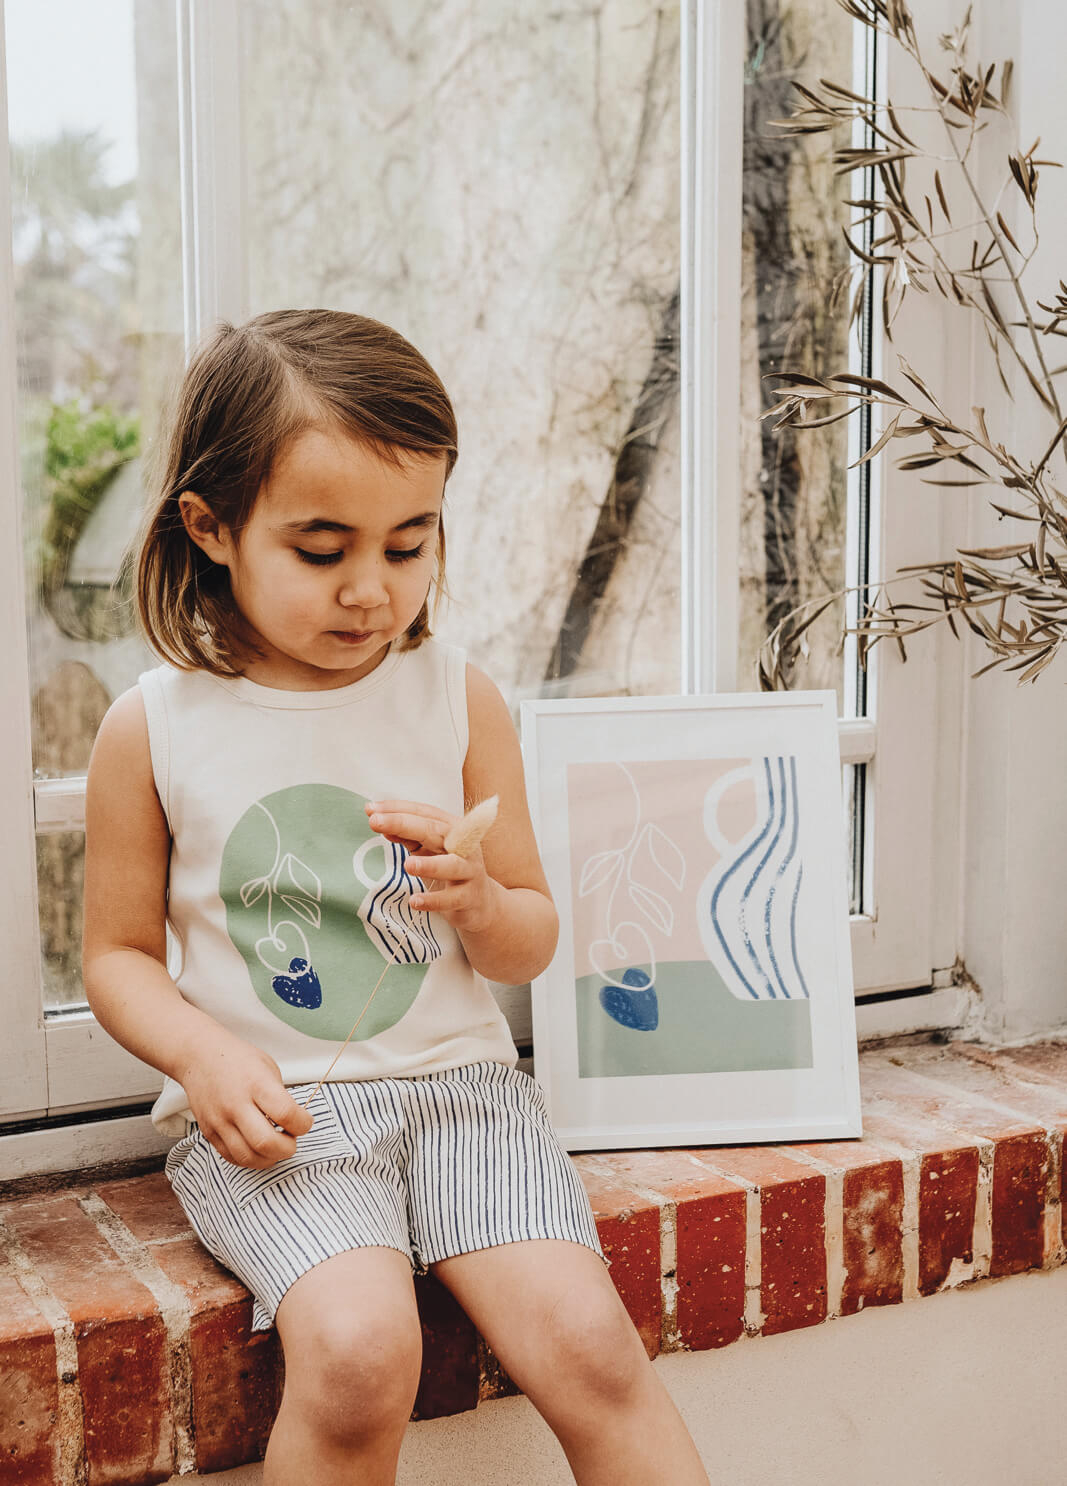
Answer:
[
  {"left": 44, "top": 1014, "right": 164, "bottom": 1111},
  {"left": 0, "top": 1114, "right": 171, "bottom": 1185},
  {"left": 176, "top": 0, "right": 248, "bottom": 348},
  {"left": 0, "top": 0, "right": 48, "bottom": 1117},
  {"left": 846, "top": 0, "right": 966, "bottom": 998},
  {"left": 33, "top": 776, "right": 87, "bottom": 833},
  {"left": 681, "top": 0, "right": 743, "bottom": 695}
]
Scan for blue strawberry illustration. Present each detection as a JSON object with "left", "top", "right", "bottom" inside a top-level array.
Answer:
[
  {"left": 599, "top": 967, "right": 658, "bottom": 1031},
  {"left": 272, "top": 957, "right": 322, "bottom": 1009}
]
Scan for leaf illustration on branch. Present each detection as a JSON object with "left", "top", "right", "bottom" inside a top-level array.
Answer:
[
  {"left": 579, "top": 849, "right": 624, "bottom": 898},
  {"left": 628, "top": 881, "right": 674, "bottom": 937},
  {"left": 278, "top": 894, "right": 323, "bottom": 930},
  {"left": 240, "top": 875, "right": 269, "bottom": 909},
  {"left": 279, "top": 852, "right": 322, "bottom": 901},
  {"left": 642, "top": 822, "right": 686, "bottom": 891}
]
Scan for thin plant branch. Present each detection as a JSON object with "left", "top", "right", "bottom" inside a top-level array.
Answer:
[{"left": 759, "top": 0, "right": 1067, "bottom": 689}]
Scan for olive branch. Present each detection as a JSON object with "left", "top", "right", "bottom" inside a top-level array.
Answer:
[{"left": 758, "top": 0, "right": 1067, "bottom": 690}]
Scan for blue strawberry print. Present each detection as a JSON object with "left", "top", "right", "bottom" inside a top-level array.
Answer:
[
  {"left": 272, "top": 957, "right": 322, "bottom": 1009},
  {"left": 599, "top": 967, "right": 658, "bottom": 1031}
]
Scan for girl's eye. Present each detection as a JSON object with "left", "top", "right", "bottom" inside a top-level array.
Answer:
[{"left": 294, "top": 543, "right": 425, "bottom": 567}]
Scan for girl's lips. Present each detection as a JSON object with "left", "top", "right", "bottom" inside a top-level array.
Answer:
[{"left": 331, "top": 629, "right": 374, "bottom": 642}]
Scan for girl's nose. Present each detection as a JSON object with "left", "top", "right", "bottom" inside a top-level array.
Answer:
[{"left": 337, "top": 560, "right": 390, "bottom": 610}]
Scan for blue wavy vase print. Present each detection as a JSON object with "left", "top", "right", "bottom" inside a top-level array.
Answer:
[{"left": 696, "top": 756, "right": 811, "bottom": 1001}]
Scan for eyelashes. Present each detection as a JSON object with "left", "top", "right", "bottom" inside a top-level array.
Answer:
[{"left": 295, "top": 543, "right": 427, "bottom": 567}]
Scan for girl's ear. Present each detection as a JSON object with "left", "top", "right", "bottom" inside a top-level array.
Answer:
[{"left": 179, "top": 493, "right": 232, "bottom": 565}]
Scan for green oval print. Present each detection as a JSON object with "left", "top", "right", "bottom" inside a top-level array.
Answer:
[{"left": 220, "top": 784, "right": 437, "bottom": 1041}]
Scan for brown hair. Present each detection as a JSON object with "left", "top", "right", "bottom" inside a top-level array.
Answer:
[{"left": 128, "top": 308, "right": 457, "bottom": 676}]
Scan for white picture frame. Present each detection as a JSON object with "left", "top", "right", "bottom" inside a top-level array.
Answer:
[{"left": 520, "top": 691, "right": 862, "bottom": 1151}]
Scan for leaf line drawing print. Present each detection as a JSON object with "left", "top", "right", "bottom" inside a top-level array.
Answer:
[
  {"left": 241, "top": 801, "right": 326, "bottom": 1009},
  {"left": 577, "top": 764, "right": 686, "bottom": 1031}
]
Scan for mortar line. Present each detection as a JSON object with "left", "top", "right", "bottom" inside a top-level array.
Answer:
[
  {"left": 0, "top": 1212, "right": 87, "bottom": 1486},
  {"left": 577, "top": 1156, "right": 681, "bottom": 1352},
  {"left": 781, "top": 1150, "right": 844, "bottom": 1317},
  {"left": 678, "top": 1155, "right": 765, "bottom": 1336},
  {"left": 78, "top": 1192, "right": 196, "bottom": 1476}
]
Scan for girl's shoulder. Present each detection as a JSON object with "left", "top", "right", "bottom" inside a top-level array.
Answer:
[
  {"left": 136, "top": 659, "right": 218, "bottom": 702},
  {"left": 87, "top": 683, "right": 168, "bottom": 832}
]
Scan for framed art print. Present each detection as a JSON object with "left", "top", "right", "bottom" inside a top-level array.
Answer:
[{"left": 520, "top": 691, "right": 862, "bottom": 1151}]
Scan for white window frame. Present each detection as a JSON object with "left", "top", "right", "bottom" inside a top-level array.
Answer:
[
  {"left": 683, "top": 0, "right": 966, "bottom": 1034},
  {"left": 2, "top": 0, "right": 968, "bottom": 1147}
]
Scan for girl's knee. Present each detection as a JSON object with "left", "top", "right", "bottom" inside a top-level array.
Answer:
[
  {"left": 281, "top": 1305, "right": 423, "bottom": 1445},
  {"left": 542, "top": 1292, "right": 651, "bottom": 1410}
]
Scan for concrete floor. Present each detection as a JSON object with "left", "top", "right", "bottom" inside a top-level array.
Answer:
[{"left": 171, "top": 1263, "right": 1067, "bottom": 1485}]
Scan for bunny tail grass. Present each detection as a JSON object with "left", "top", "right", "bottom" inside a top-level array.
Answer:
[{"left": 443, "top": 795, "right": 499, "bottom": 858}]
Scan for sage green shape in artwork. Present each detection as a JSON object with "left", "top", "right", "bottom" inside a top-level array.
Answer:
[
  {"left": 220, "top": 783, "right": 428, "bottom": 1042},
  {"left": 575, "top": 959, "right": 813, "bottom": 1078}
]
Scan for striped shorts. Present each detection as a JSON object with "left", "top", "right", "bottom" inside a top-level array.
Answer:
[{"left": 164, "top": 1060, "right": 606, "bottom": 1332}]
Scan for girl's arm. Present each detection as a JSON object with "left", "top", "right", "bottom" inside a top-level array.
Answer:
[
  {"left": 365, "top": 662, "right": 558, "bottom": 985},
  {"left": 82, "top": 688, "right": 311, "bottom": 1167}
]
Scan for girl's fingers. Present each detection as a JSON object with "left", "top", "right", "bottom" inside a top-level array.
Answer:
[
  {"left": 212, "top": 1123, "right": 266, "bottom": 1169},
  {"left": 405, "top": 852, "right": 470, "bottom": 883},
  {"left": 257, "top": 1083, "right": 314, "bottom": 1137},
  {"left": 367, "top": 809, "right": 449, "bottom": 852}
]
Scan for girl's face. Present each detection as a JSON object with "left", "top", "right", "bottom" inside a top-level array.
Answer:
[{"left": 181, "top": 426, "right": 446, "bottom": 690}]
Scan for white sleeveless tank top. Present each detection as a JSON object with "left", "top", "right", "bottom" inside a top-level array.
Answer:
[{"left": 139, "top": 638, "right": 518, "bottom": 1136}]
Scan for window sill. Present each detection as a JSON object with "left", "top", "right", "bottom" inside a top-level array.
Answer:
[{"left": 1, "top": 1036, "right": 1065, "bottom": 1482}]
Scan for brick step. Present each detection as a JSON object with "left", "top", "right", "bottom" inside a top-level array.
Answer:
[{"left": 2, "top": 1036, "right": 1065, "bottom": 1484}]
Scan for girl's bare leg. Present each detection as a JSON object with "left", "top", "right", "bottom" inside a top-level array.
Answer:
[
  {"left": 432, "top": 1241, "right": 710, "bottom": 1485},
  {"left": 264, "top": 1246, "right": 422, "bottom": 1486}
]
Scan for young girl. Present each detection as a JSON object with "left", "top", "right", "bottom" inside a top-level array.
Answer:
[{"left": 82, "top": 309, "right": 709, "bottom": 1486}]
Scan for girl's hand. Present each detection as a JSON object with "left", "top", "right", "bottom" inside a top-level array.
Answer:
[
  {"left": 365, "top": 798, "right": 501, "bottom": 934},
  {"left": 178, "top": 1033, "right": 314, "bottom": 1170}
]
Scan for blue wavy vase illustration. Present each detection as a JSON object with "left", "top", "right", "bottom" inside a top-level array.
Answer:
[{"left": 696, "top": 757, "right": 811, "bottom": 1001}]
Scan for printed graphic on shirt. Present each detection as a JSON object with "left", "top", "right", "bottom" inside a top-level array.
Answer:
[{"left": 219, "top": 783, "right": 441, "bottom": 1041}]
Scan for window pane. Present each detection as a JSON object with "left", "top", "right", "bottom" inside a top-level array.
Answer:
[
  {"left": 36, "top": 830, "right": 86, "bottom": 1011},
  {"left": 241, "top": 0, "right": 681, "bottom": 702},
  {"left": 6, "top": 0, "right": 186, "bottom": 1009},
  {"left": 738, "top": 0, "right": 854, "bottom": 706}
]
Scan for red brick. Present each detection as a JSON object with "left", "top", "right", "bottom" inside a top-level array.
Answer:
[
  {"left": 975, "top": 1039, "right": 1067, "bottom": 1086},
  {"left": 886, "top": 1043, "right": 1067, "bottom": 1128},
  {"left": 0, "top": 1253, "right": 59, "bottom": 1484},
  {"left": 843, "top": 1108, "right": 981, "bottom": 1296},
  {"left": 188, "top": 1300, "right": 280, "bottom": 1470},
  {"left": 587, "top": 1150, "right": 746, "bottom": 1351},
  {"left": 878, "top": 1047, "right": 1066, "bottom": 1267},
  {"left": 95, "top": 1171, "right": 192, "bottom": 1245},
  {"left": 412, "top": 1273, "right": 479, "bottom": 1420},
  {"left": 2, "top": 1194, "right": 173, "bottom": 1484},
  {"left": 861, "top": 1056, "right": 1049, "bottom": 1277},
  {"left": 572, "top": 1161, "right": 662, "bottom": 1357},
  {"left": 784, "top": 1136, "right": 906, "bottom": 1314},
  {"left": 918, "top": 1147, "right": 980, "bottom": 1295},
  {"left": 989, "top": 1133, "right": 1050, "bottom": 1277},
  {"left": 477, "top": 1336, "right": 521, "bottom": 1403},
  {"left": 859, "top": 1054, "right": 1042, "bottom": 1142},
  {"left": 840, "top": 1162, "right": 905, "bottom": 1313},
  {"left": 691, "top": 1148, "right": 826, "bottom": 1336},
  {"left": 98, "top": 1175, "right": 281, "bottom": 1472}
]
